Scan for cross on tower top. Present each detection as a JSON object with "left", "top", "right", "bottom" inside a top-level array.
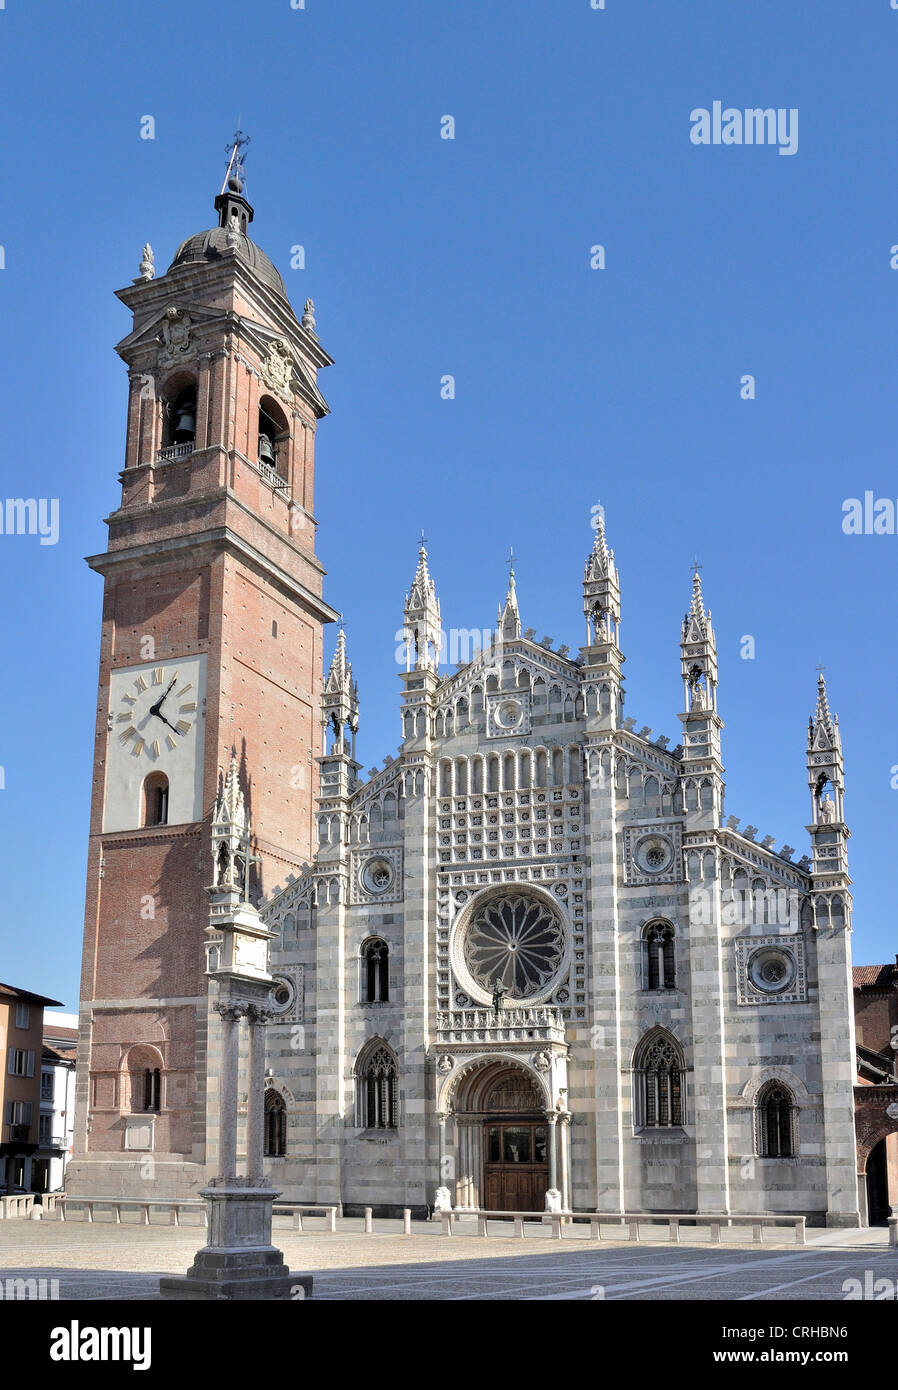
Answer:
[
  {"left": 221, "top": 127, "right": 251, "bottom": 196},
  {"left": 506, "top": 546, "right": 516, "bottom": 578}
]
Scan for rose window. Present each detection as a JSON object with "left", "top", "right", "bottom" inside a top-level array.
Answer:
[
  {"left": 747, "top": 947, "right": 796, "bottom": 995},
  {"left": 462, "top": 893, "right": 566, "bottom": 999},
  {"left": 362, "top": 857, "right": 394, "bottom": 894}
]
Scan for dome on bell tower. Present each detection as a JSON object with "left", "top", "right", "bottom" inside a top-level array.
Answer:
[{"left": 169, "top": 225, "right": 288, "bottom": 300}]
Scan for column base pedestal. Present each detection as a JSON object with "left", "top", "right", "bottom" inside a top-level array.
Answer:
[
  {"left": 159, "top": 1249, "right": 310, "bottom": 1301},
  {"left": 159, "top": 1184, "right": 311, "bottom": 1302}
]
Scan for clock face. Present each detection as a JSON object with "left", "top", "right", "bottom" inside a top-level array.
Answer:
[
  {"left": 113, "top": 665, "right": 198, "bottom": 761},
  {"left": 103, "top": 655, "right": 206, "bottom": 832}
]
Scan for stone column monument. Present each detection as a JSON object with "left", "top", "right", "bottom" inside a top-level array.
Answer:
[{"left": 160, "top": 757, "right": 312, "bottom": 1300}]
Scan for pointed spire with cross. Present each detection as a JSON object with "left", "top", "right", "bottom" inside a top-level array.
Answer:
[
  {"left": 498, "top": 546, "right": 521, "bottom": 640},
  {"left": 583, "top": 504, "right": 620, "bottom": 646},
  {"left": 403, "top": 532, "right": 442, "bottom": 672}
]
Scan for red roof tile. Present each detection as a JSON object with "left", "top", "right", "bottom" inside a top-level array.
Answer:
[{"left": 853, "top": 964, "right": 898, "bottom": 988}]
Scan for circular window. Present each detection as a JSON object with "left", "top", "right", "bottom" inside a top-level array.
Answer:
[
  {"left": 747, "top": 947, "right": 796, "bottom": 995},
  {"left": 362, "top": 857, "right": 393, "bottom": 894},
  {"left": 635, "top": 835, "right": 673, "bottom": 874},
  {"left": 495, "top": 700, "right": 522, "bottom": 730},
  {"left": 269, "top": 977, "right": 295, "bottom": 1014},
  {"left": 460, "top": 892, "right": 567, "bottom": 1001}
]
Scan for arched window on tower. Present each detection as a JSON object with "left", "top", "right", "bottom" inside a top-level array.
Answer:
[
  {"left": 642, "top": 921, "right": 676, "bottom": 991},
  {"left": 756, "top": 1081, "right": 796, "bottom": 1158},
  {"left": 161, "top": 381, "right": 198, "bottom": 455},
  {"left": 361, "top": 938, "right": 390, "bottom": 1003},
  {"left": 124, "top": 1045, "right": 164, "bottom": 1115},
  {"left": 258, "top": 396, "right": 289, "bottom": 482},
  {"left": 264, "top": 1090, "right": 287, "bottom": 1157},
  {"left": 142, "top": 772, "right": 169, "bottom": 827},
  {"left": 356, "top": 1040, "right": 399, "bottom": 1130},
  {"left": 633, "top": 1029, "right": 685, "bottom": 1129}
]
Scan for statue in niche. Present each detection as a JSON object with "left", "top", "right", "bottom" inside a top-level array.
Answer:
[
  {"left": 819, "top": 792, "right": 837, "bottom": 824},
  {"left": 688, "top": 663, "right": 708, "bottom": 710}
]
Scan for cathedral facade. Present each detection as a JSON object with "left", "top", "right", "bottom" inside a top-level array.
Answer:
[
  {"left": 262, "top": 540, "right": 860, "bottom": 1224},
  {"left": 70, "top": 166, "right": 861, "bottom": 1226}
]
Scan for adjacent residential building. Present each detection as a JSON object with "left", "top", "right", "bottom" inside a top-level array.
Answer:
[
  {"left": 35, "top": 1013, "right": 78, "bottom": 1193},
  {"left": 0, "top": 984, "right": 63, "bottom": 1193}
]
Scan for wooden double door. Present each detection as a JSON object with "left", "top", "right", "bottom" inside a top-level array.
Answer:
[{"left": 483, "top": 1119, "right": 548, "bottom": 1212}]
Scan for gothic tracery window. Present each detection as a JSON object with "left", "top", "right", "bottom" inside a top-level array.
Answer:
[
  {"left": 357, "top": 1041, "right": 398, "bottom": 1130},
  {"left": 756, "top": 1081, "right": 796, "bottom": 1158},
  {"left": 634, "top": 1030, "right": 685, "bottom": 1128},
  {"left": 265, "top": 1090, "right": 287, "bottom": 1157},
  {"left": 643, "top": 921, "right": 676, "bottom": 991}
]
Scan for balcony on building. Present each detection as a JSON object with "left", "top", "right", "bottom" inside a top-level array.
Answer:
[{"left": 436, "top": 1005, "right": 566, "bottom": 1047}]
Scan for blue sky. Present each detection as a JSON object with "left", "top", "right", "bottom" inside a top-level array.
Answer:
[{"left": 1, "top": 0, "right": 896, "bottom": 1006}]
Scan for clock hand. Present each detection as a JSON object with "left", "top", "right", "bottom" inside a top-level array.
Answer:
[
  {"left": 149, "top": 676, "right": 178, "bottom": 718},
  {"left": 154, "top": 710, "right": 182, "bottom": 735}
]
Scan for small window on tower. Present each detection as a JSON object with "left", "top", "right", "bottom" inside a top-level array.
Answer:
[
  {"left": 272, "top": 620, "right": 278, "bottom": 639},
  {"left": 142, "top": 772, "right": 169, "bottom": 827}
]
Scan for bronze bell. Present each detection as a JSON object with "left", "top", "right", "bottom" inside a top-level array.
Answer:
[
  {"left": 173, "top": 404, "right": 196, "bottom": 442},
  {"left": 259, "top": 432, "right": 276, "bottom": 467}
]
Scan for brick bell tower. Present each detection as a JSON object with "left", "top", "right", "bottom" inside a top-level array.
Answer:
[{"left": 68, "top": 138, "right": 339, "bottom": 1198}]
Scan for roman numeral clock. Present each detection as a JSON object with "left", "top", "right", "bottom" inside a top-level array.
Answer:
[{"left": 103, "top": 655, "right": 206, "bottom": 832}]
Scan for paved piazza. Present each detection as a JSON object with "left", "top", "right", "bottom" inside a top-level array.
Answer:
[{"left": 0, "top": 1217, "right": 892, "bottom": 1301}]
